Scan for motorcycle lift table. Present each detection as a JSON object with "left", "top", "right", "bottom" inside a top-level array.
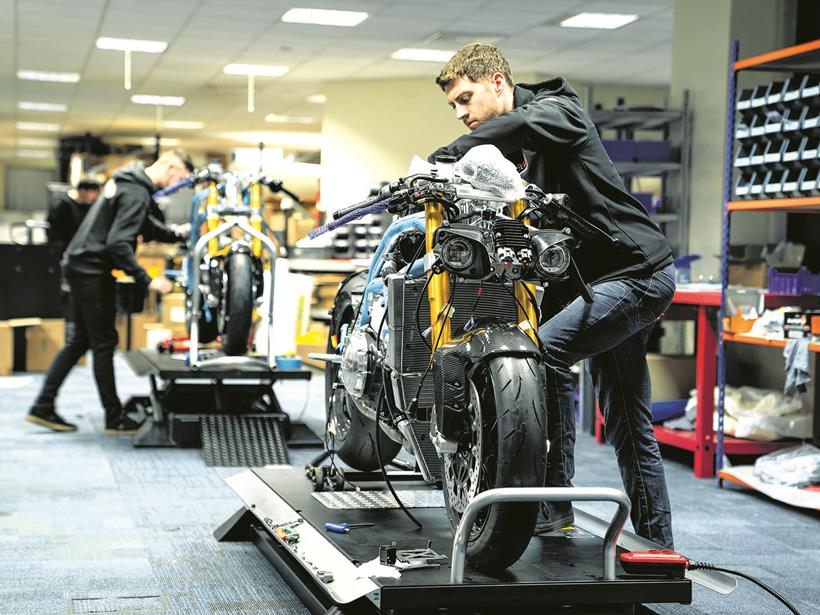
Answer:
[
  {"left": 123, "top": 349, "right": 318, "bottom": 464},
  {"left": 216, "top": 467, "right": 734, "bottom": 614}
]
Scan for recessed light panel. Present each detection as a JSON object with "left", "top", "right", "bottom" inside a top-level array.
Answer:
[
  {"left": 17, "top": 70, "right": 80, "bottom": 83},
  {"left": 281, "top": 8, "right": 368, "bottom": 27},
  {"left": 390, "top": 48, "right": 455, "bottom": 62},
  {"left": 559, "top": 13, "right": 638, "bottom": 30}
]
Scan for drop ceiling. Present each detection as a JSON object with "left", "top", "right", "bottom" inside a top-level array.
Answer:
[{"left": 0, "top": 0, "right": 675, "bottom": 156}]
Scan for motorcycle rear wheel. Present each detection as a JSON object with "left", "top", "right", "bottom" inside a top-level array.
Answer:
[
  {"left": 325, "top": 270, "right": 400, "bottom": 471},
  {"left": 442, "top": 355, "right": 547, "bottom": 571}
]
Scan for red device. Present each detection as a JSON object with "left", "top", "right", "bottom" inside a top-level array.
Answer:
[{"left": 620, "top": 550, "right": 688, "bottom": 578}]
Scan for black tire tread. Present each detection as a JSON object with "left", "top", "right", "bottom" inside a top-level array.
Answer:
[
  {"left": 221, "top": 252, "right": 254, "bottom": 356},
  {"left": 447, "top": 355, "right": 547, "bottom": 571}
]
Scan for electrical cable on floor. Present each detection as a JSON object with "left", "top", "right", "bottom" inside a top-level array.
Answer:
[
  {"left": 375, "top": 393, "right": 423, "bottom": 530},
  {"left": 687, "top": 561, "right": 802, "bottom": 615}
]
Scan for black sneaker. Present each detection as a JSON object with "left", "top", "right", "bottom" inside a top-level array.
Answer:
[
  {"left": 104, "top": 414, "right": 143, "bottom": 436},
  {"left": 534, "top": 501, "right": 575, "bottom": 536},
  {"left": 25, "top": 406, "right": 78, "bottom": 432}
]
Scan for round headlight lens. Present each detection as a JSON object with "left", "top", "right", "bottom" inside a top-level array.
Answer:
[
  {"left": 538, "top": 244, "right": 570, "bottom": 276},
  {"left": 441, "top": 238, "right": 475, "bottom": 271}
]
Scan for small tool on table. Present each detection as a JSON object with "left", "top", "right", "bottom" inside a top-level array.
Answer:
[{"left": 324, "top": 522, "right": 375, "bottom": 534}]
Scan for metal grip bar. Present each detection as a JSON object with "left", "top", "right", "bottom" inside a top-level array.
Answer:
[{"left": 450, "top": 487, "right": 631, "bottom": 583}]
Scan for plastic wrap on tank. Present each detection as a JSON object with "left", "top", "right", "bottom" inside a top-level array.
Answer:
[{"left": 454, "top": 144, "right": 526, "bottom": 200}]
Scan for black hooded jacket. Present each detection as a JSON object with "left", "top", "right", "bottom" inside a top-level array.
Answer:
[
  {"left": 64, "top": 162, "right": 178, "bottom": 286},
  {"left": 430, "top": 77, "right": 673, "bottom": 290},
  {"left": 47, "top": 193, "right": 91, "bottom": 250}
]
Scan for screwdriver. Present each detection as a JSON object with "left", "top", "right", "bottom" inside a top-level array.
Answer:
[{"left": 324, "top": 522, "right": 375, "bottom": 534}]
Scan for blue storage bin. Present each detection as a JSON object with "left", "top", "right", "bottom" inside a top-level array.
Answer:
[
  {"left": 276, "top": 356, "right": 303, "bottom": 369},
  {"left": 635, "top": 140, "right": 672, "bottom": 162},
  {"left": 602, "top": 139, "right": 637, "bottom": 161},
  {"left": 651, "top": 399, "right": 688, "bottom": 423}
]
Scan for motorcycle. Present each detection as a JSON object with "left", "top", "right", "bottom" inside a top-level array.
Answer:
[
  {"left": 310, "top": 146, "right": 600, "bottom": 571},
  {"left": 156, "top": 167, "right": 300, "bottom": 367}
]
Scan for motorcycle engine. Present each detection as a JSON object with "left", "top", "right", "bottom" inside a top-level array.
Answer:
[{"left": 339, "top": 328, "right": 375, "bottom": 399}]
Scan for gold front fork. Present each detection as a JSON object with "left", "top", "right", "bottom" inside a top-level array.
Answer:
[
  {"left": 249, "top": 181, "right": 263, "bottom": 259},
  {"left": 508, "top": 198, "right": 539, "bottom": 344},
  {"left": 425, "top": 201, "right": 451, "bottom": 350},
  {"left": 206, "top": 181, "right": 220, "bottom": 257}
]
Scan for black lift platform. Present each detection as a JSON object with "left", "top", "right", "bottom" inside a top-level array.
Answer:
[
  {"left": 123, "top": 349, "right": 318, "bottom": 462},
  {"left": 216, "top": 467, "right": 704, "bottom": 614}
]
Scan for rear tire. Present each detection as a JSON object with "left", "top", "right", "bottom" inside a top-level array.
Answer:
[
  {"left": 221, "top": 252, "right": 254, "bottom": 356},
  {"left": 442, "top": 355, "right": 547, "bottom": 571},
  {"left": 325, "top": 270, "right": 400, "bottom": 471}
]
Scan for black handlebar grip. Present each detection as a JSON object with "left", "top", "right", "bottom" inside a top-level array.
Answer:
[{"left": 332, "top": 195, "right": 379, "bottom": 220}]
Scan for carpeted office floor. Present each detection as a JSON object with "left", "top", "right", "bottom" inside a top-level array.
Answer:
[{"left": 0, "top": 354, "right": 817, "bottom": 614}]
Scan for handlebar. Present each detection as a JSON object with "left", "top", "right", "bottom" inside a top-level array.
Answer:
[
  {"left": 153, "top": 177, "right": 194, "bottom": 198},
  {"left": 263, "top": 178, "right": 301, "bottom": 203}
]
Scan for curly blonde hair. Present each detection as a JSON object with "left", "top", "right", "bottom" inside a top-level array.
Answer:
[{"left": 435, "top": 43, "right": 514, "bottom": 90}]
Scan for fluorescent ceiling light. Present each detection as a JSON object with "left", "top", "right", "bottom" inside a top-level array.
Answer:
[
  {"left": 17, "top": 149, "right": 52, "bottom": 159},
  {"left": 96, "top": 37, "right": 167, "bottom": 53},
  {"left": 17, "top": 69, "right": 80, "bottom": 83},
  {"left": 390, "top": 48, "right": 455, "bottom": 62},
  {"left": 281, "top": 8, "right": 368, "bottom": 27},
  {"left": 306, "top": 94, "right": 326, "bottom": 104},
  {"left": 265, "top": 114, "right": 316, "bottom": 124},
  {"left": 17, "top": 101, "right": 67, "bottom": 112},
  {"left": 161, "top": 120, "right": 204, "bottom": 130},
  {"left": 131, "top": 94, "right": 185, "bottom": 106},
  {"left": 17, "top": 137, "right": 57, "bottom": 147},
  {"left": 223, "top": 63, "right": 289, "bottom": 77},
  {"left": 16, "top": 122, "right": 60, "bottom": 132},
  {"left": 559, "top": 12, "right": 638, "bottom": 29}
]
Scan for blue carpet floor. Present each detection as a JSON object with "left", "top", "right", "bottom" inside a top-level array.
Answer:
[{"left": 0, "top": 354, "right": 817, "bottom": 614}]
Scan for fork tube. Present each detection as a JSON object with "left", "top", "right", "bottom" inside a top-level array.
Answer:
[
  {"left": 207, "top": 181, "right": 220, "bottom": 257},
  {"left": 508, "top": 198, "right": 539, "bottom": 343},
  {"left": 425, "top": 201, "right": 451, "bottom": 349},
  {"left": 250, "top": 181, "right": 263, "bottom": 258}
]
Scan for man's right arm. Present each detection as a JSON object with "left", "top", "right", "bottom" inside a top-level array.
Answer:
[
  {"left": 104, "top": 190, "right": 151, "bottom": 286},
  {"left": 429, "top": 95, "right": 589, "bottom": 162}
]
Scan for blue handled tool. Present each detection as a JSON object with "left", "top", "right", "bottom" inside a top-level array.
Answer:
[{"left": 324, "top": 522, "right": 375, "bottom": 534}]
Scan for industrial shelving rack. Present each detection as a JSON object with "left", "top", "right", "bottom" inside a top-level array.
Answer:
[
  {"left": 717, "top": 39, "right": 820, "bottom": 474},
  {"left": 590, "top": 91, "right": 691, "bottom": 258}
]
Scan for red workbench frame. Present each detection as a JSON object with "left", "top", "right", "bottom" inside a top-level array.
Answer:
[{"left": 595, "top": 289, "right": 786, "bottom": 477}]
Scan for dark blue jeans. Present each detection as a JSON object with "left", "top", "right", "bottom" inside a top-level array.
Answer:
[
  {"left": 32, "top": 274, "right": 122, "bottom": 417},
  {"left": 537, "top": 263, "right": 676, "bottom": 548}
]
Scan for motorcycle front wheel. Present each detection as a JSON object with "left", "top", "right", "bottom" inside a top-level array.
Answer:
[
  {"left": 442, "top": 355, "right": 548, "bottom": 571},
  {"left": 220, "top": 252, "right": 254, "bottom": 356}
]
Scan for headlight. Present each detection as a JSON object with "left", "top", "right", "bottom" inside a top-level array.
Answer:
[
  {"left": 440, "top": 238, "right": 475, "bottom": 271},
  {"left": 538, "top": 244, "right": 570, "bottom": 276},
  {"left": 532, "top": 230, "right": 573, "bottom": 278}
]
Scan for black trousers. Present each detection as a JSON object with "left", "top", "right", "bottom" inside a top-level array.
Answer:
[{"left": 33, "top": 273, "right": 122, "bottom": 418}]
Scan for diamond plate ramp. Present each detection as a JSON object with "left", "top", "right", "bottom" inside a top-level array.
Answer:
[{"left": 200, "top": 414, "right": 289, "bottom": 467}]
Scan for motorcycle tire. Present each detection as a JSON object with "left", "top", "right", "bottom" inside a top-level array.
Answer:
[
  {"left": 325, "top": 270, "right": 400, "bottom": 471},
  {"left": 220, "top": 252, "right": 254, "bottom": 356},
  {"left": 442, "top": 355, "right": 547, "bottom": 571}
]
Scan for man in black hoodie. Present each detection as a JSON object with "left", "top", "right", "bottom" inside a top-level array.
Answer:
[
  {"left": 26, "top": 149, "right": 192, "bottom": 435},
  {"left": 431, "top": 44, "right": 676, "bottom": 549},
  {"left": 47, "top": 176, "right": 101, "bottom": 250}
]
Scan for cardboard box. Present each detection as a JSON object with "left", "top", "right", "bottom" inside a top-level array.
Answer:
[
  {"left": 647, "top": 353, "right": 696, "bottom": 401},
  {"left": 25, "top": 319, "right": 65, "bottom": 372},
  {"left": 161, "top": 293, "right": 187, "bottom": 326},
  {"left": 728, "top": 263, "right": 768, "bottom": 288},
  {"left": 116, "top": 312, "right": 163, "bottom": 350},
  {"left": 0, "top": 322, "right": 14, "bottom": 376}
]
